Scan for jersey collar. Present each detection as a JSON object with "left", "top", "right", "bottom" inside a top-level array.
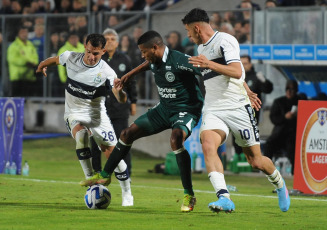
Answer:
[
  {"left": 162, "top": 46, "right": 169, "bottom": 63},
  {"left": 203, "top": 31, "right": 219, "bottom": 47}
]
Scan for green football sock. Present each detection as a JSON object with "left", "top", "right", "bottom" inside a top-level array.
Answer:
[
  {"left": 175, "top": 149, "right": 194, "bottom": 196},
  {"left": 103, "top": 140, "right": 132, "bottom": 175}
]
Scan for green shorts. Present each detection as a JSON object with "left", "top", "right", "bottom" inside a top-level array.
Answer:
[{"left": 134, "top": 103, "right": 200, "bottom": 139}]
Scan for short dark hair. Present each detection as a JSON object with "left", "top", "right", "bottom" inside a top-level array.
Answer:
[
  {"left": 182, "top": 8, "right": 210, "bottom": 24},
  {"left": 137, "top": 30, "right": 163, "bottom": 48},
  {"left": 286, "top": 80, "right": 298, "bottom": 92},
  {"left": 85, "top": 34, "right": 106, "bottom": 49},
  {"left": 240, "top": 54, "right": 251, "bottom": 62}
]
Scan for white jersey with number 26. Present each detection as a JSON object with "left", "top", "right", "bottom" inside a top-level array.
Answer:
[{"left": 198, "top": 31, "right": 250, "bottom": 112}]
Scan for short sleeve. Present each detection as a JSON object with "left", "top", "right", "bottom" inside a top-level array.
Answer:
[
  {"left": 219, "top": 35, "right": 241, "bottom": 64},
  {"left": 59, "top": 51, "right": 71, "bottom": 66}
]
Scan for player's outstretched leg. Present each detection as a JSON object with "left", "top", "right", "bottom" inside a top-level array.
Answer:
[
  {"left": 207, "top": 172, "right": 235, "bottom": 213},
  {"left": 267, "top": 170, "right": 290, "bottom": 212},
  {"left": 114, "top": 160, "right": 133, "bottom": 206}
]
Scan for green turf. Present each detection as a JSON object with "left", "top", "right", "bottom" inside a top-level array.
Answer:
[{"left": 1, "top": 137, "right": 326, "bottom": 230}]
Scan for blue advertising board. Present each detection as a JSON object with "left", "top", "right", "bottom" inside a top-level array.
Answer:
[
  {"left": 0, "top": 98, "right": 24, "bottom": 174},
  {"left": 272, "top": 45, "right": 293, "bottom": 60},
  {"left": 240, "top": 44, "right": 327, "bottom": 61}
]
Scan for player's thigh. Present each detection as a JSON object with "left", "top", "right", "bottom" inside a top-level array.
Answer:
[
  {"left": 65, "top": 114, "right": 91, "bottom": 138},
  {"left": 90, "top": 115, "right": 117, "bottom": 148},
  {"left": 228, "top": 104, "right": 260, "bottom": 148},
  {"left": 199, "top": 111, "right": 230, "bottom": 145},
  {"left": 134, "top": 104, "right": 169, "bottom": 135}
]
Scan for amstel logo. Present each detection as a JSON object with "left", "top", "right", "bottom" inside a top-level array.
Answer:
[{"left": 301, "top": 108, "right": 327, "bottom": 193}]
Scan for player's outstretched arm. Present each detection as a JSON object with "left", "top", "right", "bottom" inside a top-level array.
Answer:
[
  {"left": 120, "top": 60, "right": 150, "bottom": 87},
  {"left": 113, "top": 78, "right": 127, "bottom": 103},
  {"left": 36, "top": 56, "right": 60, "bottom": 77},
  {"left": 244, "top": 82, "right": 262, "bottom": 111},
  {"left": 189, "top": 55, "right": 242, "bottom": 79}
]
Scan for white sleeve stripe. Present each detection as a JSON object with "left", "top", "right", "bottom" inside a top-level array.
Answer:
[{"left": 226, "top": 59, "right": 240, "bottom": 63}]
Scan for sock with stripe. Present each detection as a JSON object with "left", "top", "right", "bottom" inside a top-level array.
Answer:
[
  {"left": 208, "top": 171, "right": 230, "bottom": 199},
  {"left": 267, "top": 169, "right": 283, "bottom": 189}
]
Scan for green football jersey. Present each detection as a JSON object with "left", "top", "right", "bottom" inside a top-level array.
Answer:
[{"left": 149, "top": 47, "right": 204, "bottom": 114}]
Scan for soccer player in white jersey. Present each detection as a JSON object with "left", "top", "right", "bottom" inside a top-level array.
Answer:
[
  {"left": 35, "top": 33, "right": 134, "bottom": 206},
  {"left": 182, "top": 8, "right": 290, "bottom": 213}
]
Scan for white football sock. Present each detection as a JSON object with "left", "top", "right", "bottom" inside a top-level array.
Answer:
[
  {"left": 208, "top": 171, "right": 230, "bottom": 199},
  {"left": 114, "top": 160, "right": 132, "bottom": 194}
]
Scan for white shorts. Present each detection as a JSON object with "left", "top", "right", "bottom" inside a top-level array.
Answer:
[
  {"left": 65, "top": 112, "right": 117, "bottom": 147},
  {"left": 200, "top": 104, "right": 260, "bottom": 147}
]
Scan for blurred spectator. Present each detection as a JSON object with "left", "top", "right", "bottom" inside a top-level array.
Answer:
[
  {"left": 74, "top": 16, "right": 88, "bottom": 40},
  {"left": 119, "top": 0, "right": 139, "bottom": 19},
  {"left": 264, "top": 80, "right": 303, "bottom": 174},
  {"left": 166, "top": 31, "right": 184, "bottom": 53},
  {"left": 107, "top": 15, "right": 121, "bottom": 28},
  {"left": 0, "top": 0, "right": 13, "bottom": 14},
  {"left": 92, "top": 0, "right": 110, "bottom": 12},
  {"left": 120, "top": 0, "right": 139, "bottom": 11},
  {"left": 235, "top": 1, "right": 252, "bottom": 22},
  {"left": 30, "top": 0, "right": 47, "bottom": 14},
  {"left": 57, "top": 32, "right": 84, "bottom": 83},
  {"left": 219, "top": 22, "right": 235, "bottom": 36},
  {"left": 29, "top": 24, "right": 45, "bottom": 61},
  {"left": 237, "top": 0, "right": 261, "bottom": 10},
  {"left": 11, "top": 1, "right": 23, "bottom": 14},
  {"left": 241, "top": 20, "right": 251, "bottom": 44},
  {"left": 132, "top": 26, "right": 143, "bottom": 45},
  {"left": 222, "top": 11, "right": 236, "bottom": 25},
  {"left": 7, "top": 26, "right": 39, "bottom": 97},
  {"left": 72, "top": 0, "right": 87, "bottom": 12},
  {"left": 119, "top": 34, "right": 135, "bottom": 58},
  {"left": 58, "top": 0, "right": 73, "bottom": 13},
  {"left": 265, "top": 0, "right": 278, "bottom": 8},
  {"left": 59, "top": 31, "right": 68, "bottom": 44},
  {"left": 234, "top": 21, "right": 247, "bottom": 43},
  {"left": 209, "top": 12, "right": 222, "bottom": 31},
  {"left": 109, "top": 0, "right": 122, "bottom": 12}
]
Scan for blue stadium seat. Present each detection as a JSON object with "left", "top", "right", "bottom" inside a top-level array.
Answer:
[{"left": 298, "top": 81, "right": 317, "bottom": 99}]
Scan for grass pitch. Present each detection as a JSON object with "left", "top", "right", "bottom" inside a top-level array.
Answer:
[{"left": 1, "top": 137, "right": 327, "bottom": 230}]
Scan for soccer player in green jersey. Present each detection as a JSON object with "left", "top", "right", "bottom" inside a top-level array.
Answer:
[{"left": 80, "top": 30, "right": 204, "bottom": 212}]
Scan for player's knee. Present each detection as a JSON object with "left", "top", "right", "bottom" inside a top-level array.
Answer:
[
  {"left": 75, "top": 128, "right": 89, "bottom": 149},
  {"left": 201, "top": 141, "right": 216, "bottom": 155},
  {"left": 120, "top": 127, "right": 136, "bottom": 143},
  {"left": 170, "top": 130, "right": 184, "bottom": 149}
]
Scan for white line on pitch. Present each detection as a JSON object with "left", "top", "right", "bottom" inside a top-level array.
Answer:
[{"left": 3, "top": 177, "right": 327, "bottom": 202}]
